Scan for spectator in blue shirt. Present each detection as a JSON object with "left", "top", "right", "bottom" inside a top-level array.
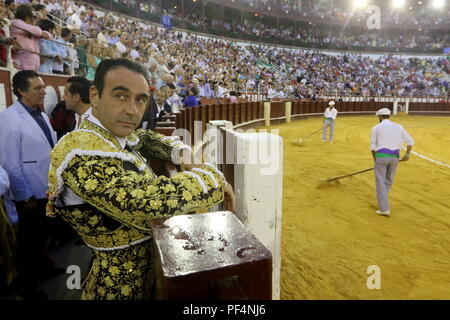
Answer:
[
  {"left": 37, "top": 19, "right": 61, "bottom": 74},
  {"left": 183, "top": 87, "right": 199, "bottom": 108}
]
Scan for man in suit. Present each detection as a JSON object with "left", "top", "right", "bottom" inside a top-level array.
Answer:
[
  {"left": 0, "top": 70, "right": 58, "bottom": 299},
  {"left": 140, "top": 86, "right": 169, "bottom": 131},
  {"left": 166, "top": 83, "right": 183, "bottom": 113}
]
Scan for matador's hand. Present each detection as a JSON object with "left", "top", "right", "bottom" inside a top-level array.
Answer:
[{"left": 223, "top": 181, "right": 236, "bottom": 213}]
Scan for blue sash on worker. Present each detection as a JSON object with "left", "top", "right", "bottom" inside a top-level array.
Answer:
[
  {"left": 326, "top": 117, "right": 334, "bottom": 121},
  {"left": 375, "top": 148, "right": 400, "bottom": 158}
]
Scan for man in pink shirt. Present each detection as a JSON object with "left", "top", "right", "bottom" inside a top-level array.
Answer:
[{"left": 10, "top": 4, "right": 49, "bottom": 70}]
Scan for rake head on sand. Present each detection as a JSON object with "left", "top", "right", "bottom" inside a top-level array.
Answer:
[{"left": 292, "top": 128, "right": 322, "bottom": 145}]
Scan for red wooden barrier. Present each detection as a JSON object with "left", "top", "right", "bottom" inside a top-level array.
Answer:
[
  {"left": 311, "top": 101, "right": 322, "bottom": 114},
  {"left": 175, "top": 100, "right": 449, "bottom": 134},
  {"left": 306, "top": 101, "right": 312, "bottom": 114},
  {"left": 221, "top": 103, "right": 228, "bottom": 123},
  {"left": 205, "top": 105, "right": 214, "bottom": 129},
  {"left": 214, "top": 104, "right": 222, "bottom": 120},
  {"left": 269, "top": 101, "right": 279, "bottom": 118},
  {"left": 241, "top": 102, "right": 248, "bottom": 123},
  {"left": 256, "top": 102, "right": 262, "bottom": 119},
  {"left": 335, "top": 101, "right": 343, "bottom": 112},
  {"left": 155, "top": 127, "right": 176, "bottom": 136},
  {"left": 251, "top": 102, "right": 257, "bottom": 120},
  {"left": 296, "top": 101, "right": 303, "bottom": 114},
  {"left": 185, "top": 108, "right": 192, "bottom": 136},
  {"left": 234, "top": 102, "right": 241, "bottom": 125},
  {"left": 174, "top": 112, "right": 182, "bottom": 129},
  {"left": 228, "top": 103, "right": 235, "bottom": 125},
  {"left": 292, "top": 101, "right": 298, "bottom": 115}
]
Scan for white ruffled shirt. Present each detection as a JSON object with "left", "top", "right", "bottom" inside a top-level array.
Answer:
[{"left": 74, "top": 107, "right": 92, "bottom": 130}]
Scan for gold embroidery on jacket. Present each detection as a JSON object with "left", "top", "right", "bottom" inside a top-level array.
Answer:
[{"left": 46, "top": 119, "right": 224, "bottom": 300}]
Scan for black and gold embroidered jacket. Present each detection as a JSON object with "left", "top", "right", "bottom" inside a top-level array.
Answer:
[{"left": 46, "top": 119, "right": 225, "bottom": 300}]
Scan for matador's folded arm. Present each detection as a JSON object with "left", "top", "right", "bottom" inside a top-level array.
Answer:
[{"left": 62, "top": 155, "right": 225, "bottom": 232}]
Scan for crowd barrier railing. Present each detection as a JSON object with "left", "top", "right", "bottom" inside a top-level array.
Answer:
[
  {"left": 322, "top": 94, "right": 449, "bottom": 104},
  {"left": 47, "top": 13, "right": 90, "bottom": 38}
]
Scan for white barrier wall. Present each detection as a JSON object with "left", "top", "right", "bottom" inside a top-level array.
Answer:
[
  {"left": 205, "top": 121, "right": 283, "bottom": 300},
  {"left": 233, "top": 131, "right": 283, "bottom": 300}
]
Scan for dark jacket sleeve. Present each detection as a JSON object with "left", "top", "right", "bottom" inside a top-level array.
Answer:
[{"left": 140, "top": 100, "right": 156, "bottom": 131}]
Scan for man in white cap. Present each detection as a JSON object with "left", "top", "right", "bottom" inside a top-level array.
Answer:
[
  {"left": 322, "top": 101, "right": 337, "bottom": 143},
  {"left": 370, "top": 108, "right": 414, "bottom": 216}
]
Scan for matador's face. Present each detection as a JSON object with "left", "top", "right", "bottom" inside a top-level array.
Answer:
[{"left": 91, "top": 67, "right": 150, "bottom": 137}]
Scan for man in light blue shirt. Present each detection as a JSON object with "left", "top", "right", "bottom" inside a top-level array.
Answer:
[
  {"left": 38, "top": 19, "right": 61, "bottom": 75},
  {"left": 53, "top": 28, "right": 71, "bottom": 74}
]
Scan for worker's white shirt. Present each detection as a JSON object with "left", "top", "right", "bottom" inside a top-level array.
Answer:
[
  {"left": 370, "top": 119, "right": 414, "bottom": 151},
  {"left": 324, "top": 107, "right": 337, "bottom": 120}
]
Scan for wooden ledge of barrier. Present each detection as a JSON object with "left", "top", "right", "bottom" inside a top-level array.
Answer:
[
  {"left": 156, "top": 121, "right": 176, "bottom": 128},
  {"left": 151, "top": 211, "right": 272, "bottom": 300},
  {"left": 161, "top": 114, "right": 177, "bottom": 120},
  {"left": 200, "top": 98, "right": 220, "bottom": 106},
  {"left": 155, "top": 127, "right": 176, "bottom": 136}
]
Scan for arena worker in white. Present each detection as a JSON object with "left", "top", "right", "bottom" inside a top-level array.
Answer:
[
  {"left": 322, "top": 101, "right": 337, "bottom": 143},
  {"left": 370, "top": 108, "right": 414, "bottom": 216}
]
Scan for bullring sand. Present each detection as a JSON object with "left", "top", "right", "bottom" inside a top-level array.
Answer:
[{"left": 269, "top": 114, "right": 450, "bottom": 299}]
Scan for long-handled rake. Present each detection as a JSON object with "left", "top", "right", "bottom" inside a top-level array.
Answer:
[
  {"left": 292, "top": 128, "right": 322, "bottom": 145},
  {"left": 323, "top": 159, "right": 406, "bottom": 183},
  {"left": 324, "top": 167, "right": 374, "bottom": 182}
]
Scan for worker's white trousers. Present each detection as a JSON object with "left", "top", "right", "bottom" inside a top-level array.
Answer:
[
  {"left": 374, "top": 157, "right": 399, "bottom": 212},
  {"left": 322, "top": 119, "right": 335, "bottom": 142}
]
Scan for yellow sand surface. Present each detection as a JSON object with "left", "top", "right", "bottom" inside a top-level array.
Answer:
[{"left": 270, "top": 114, "right": 450, "bottom": 300}]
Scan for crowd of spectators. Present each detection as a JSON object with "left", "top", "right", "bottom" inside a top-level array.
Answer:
[
  {"left": 218, "top": 17, "right": 448, "bottom": 51},
  {"left": 0, "top": 0, "right": 449, "bottom": 101},
  {"left": 231, "top": 0, "right": 450, "bottom": 26},
  {"left": 148, "top": 1, "right": 450, "bottom": 52}
]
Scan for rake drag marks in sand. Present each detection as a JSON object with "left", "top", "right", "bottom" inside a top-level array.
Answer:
[{"left": 274, "top": 115, "right": 450, "bottom": 299}]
